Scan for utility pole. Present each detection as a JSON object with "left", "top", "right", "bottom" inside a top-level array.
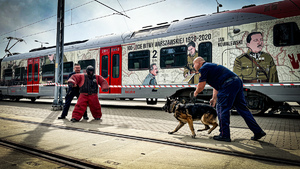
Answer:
[
  {"left": 52, "top": 0, "right": 65, "bottom": 110},
  {"left": 216, "top": 0, "right": 222, "bottom": 13}
]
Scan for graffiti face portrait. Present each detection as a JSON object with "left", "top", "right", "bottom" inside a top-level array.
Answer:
[
  {"left": 247, "top": 33, "right": 264, "bottom": 53},
  {"left": 188, "top": 45, "right": 196, "bottom": 57},
  {"left": 150, "top": 64, "right": 158, "bottom": 76}
]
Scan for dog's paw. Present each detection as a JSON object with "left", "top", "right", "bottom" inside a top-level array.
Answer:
[
  {"left": 191, "top": 135, "right": 196, "bottom": 139},
  {"left": 168, "top": 131, "right": 174, "bottom": 135}
]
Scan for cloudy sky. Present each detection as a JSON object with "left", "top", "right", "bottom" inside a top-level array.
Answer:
[{"left": 0, "top": 0, "right": 281, "bottom": 58}]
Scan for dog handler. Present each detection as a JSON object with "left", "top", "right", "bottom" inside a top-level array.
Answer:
[
  {"left": 68, "top": 65, "right": 109, "bottom": 122},
  {"left": 193, "top": 57, "right": 266, "bottom": 142}
]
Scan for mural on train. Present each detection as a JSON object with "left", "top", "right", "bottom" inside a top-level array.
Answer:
[{"left": 122, "top": 16, "right": 300, "bottom": 85}]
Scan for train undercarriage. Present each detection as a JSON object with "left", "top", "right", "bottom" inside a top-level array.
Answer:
[{"left": 167, "top": 88, "right": 299, "bottom": 115}]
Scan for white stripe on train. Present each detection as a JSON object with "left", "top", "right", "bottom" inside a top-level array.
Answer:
[{"left": 8, "top": 83, "right": 300, "bottom": 88}]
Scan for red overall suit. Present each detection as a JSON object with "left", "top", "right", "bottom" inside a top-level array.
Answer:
[{"left": 68, "top": 67, "right": 109, "bottom": 121}]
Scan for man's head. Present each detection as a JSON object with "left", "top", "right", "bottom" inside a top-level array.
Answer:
[
  {"left": 150, "top": 63, "right": 158, "bottom": 76},
  {"left": 187, "top": 41, "right": 196, "bottom": 57},
  {"left": 86, "top": 65, "right": 94, "bottom": 76},
  {"left": 193, "top": 57, "right": 205, "bottom": 71},
  {"left": 246, "top": 32, "right": 263, "bottom": 53},
  {"left": 74, "top": 63, "right": 81, "bottom": 74}
]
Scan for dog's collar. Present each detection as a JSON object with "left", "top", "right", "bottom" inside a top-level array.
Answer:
[{"left": 170, "top": 101, "right": 180, "bottom": 113}]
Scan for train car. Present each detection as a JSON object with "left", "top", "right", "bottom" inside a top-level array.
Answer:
[{"left": 0, "top": 0, "right": 299, "bottom": 114}]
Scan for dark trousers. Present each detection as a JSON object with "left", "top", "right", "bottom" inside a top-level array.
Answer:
[
  {"left": 216, "top": 77, "right": 263, "bottom": 138},
  {"left": 72, "top": 94, "right": 102, "bottom": 120},
  {"left": 61, "top": 90, "right": 87, "bottom": 118}
]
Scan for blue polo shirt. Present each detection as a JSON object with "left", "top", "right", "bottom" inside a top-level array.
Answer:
[{"left": 199, "top": 62, "right": 237, "bottom": 90}]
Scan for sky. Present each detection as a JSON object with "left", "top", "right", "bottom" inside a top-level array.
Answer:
[{"left": 0, "top": 0, "right": 282, "bottom": 58}]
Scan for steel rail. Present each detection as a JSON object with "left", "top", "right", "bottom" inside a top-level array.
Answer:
[
  {"left": 0, "top": 139, "right": 110, "bottom": 169},
  {"left": 1, "top": 116, "right": 300, "bottom": 167}
]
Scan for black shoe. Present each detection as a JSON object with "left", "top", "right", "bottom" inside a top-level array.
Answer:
[
  {"left": 58, "top": 116, "right": 65, "bottom": 119},
  {"left": 71, "top": 118, "right": 79, "bottom": 122},
  {"left": 213, "top": 135, "right": 231, "bottom": 142},
  {"left": 83, "top": 116, "right": 89, "bottom": 120},
  {"left": 95, "top": 118, "right": 101, "bottom": 120},
  {"left": 251, "top": 131, "right": 266, "bottom": 140}
]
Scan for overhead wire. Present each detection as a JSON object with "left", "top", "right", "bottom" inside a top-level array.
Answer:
[
  {"left": 1, "top": 0, "right": 166, "bottom": 42},
  {"left": 0, "top": 0, "right": 95, "bottom": 37}
]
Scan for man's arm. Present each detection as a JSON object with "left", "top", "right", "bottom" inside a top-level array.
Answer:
[
  {"left": 210, "top": 88, "right": 218, "bottom": 107},
  {"left": 193, "top": 81, "right": 206, "bottom": 97},
  {"left": 97, "top": 75, "right": 109, "bottom": 92}
]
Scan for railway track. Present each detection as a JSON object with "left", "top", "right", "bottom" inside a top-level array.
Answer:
[
  {"left": 1, "top": 116, "right": 300, "bottom": 167},
  {"left": 0, "top": 139, "right": 109, "bottom": 169}
]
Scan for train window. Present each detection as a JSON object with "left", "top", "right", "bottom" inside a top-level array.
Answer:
[
  {"left": 63, "top": 62, "right": 73, "bottom": 83},
  {"left": 42, "top": 64, "right": 55, "bottom": 82},
  {"left": 274, "top": 22, "right": 300, "bottom": 46},
  {"left": 63, "top": 62, "right": 73, "bottom": 73},
  {"left": 4, "top": 69, "right": 12, "bottom": 86},
  {"left": 102, "top": 55, "right": 108, "bottom": 78},
  {"left": 128, "top": 50, "right": 150, "bottom": 71},
  {"left": 34, "top": 63, "right": 39, "bottom": 82},
  {"left": 28, "top": 65, "right": 32, "bottom": 82},
  {"left": 198, "top": 42, "right": 212, "bottom": 62},
  {"left": 78, "top": 59, "right": 95, "bottom": 72},
  {"left": 160, "top": 45, "right": 187, "bottom": 69},
  {"left": 14, "top": 67, "right": 26, "bottom": 85},
  {"left": 112, "top": 54, "right": 120, "bottom": 78}
]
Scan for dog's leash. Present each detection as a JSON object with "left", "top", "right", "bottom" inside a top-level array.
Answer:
[{"left": 189, "top": 91, "right": 210, "bottom": 105}]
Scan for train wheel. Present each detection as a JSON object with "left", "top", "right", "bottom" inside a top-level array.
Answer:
[
  {"left": 31, "top": 98, "right": 36, "bottom": 102},
  {"left": 245, "top": 92, "right": 270, "bottom": 115}
]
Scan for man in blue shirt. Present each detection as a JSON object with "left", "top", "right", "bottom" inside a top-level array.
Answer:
[{"left": 193, "top": 57, "right": 266, "bottom": 142}]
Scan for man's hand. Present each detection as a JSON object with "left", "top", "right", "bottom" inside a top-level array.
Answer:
[
  {"left": 68, "top": 82, "right": 74, "bottom": 88},
  {"left": 193, "top": 91, "right": 198, "bottom": 98},
  {"left": 210, "top": 98, "right": 217, "bottom": 107},
  {"left": 210, "top": 88, "right": 218, "bottom": 107}
]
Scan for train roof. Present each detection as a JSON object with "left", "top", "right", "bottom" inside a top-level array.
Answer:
[{"left": 3, "top": 0, "right": 300, "bottom": 62}]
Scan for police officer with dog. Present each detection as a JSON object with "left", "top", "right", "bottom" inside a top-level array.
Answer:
[{"left": 193, "top": 57, "right": 266, "bottom": 142}]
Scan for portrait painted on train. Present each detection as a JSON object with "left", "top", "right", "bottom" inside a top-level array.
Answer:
[
  {"left": 233, "top": 32, "right": 279, "bottom": 83},
  {"left": 184, "top": 41, "right": 200, "bottom": 84},
  {"left": 142, "top": 63, "right": 158, "bottom": 85}
]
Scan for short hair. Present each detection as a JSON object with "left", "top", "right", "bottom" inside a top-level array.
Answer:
[
  {"left": 246, "top": 32, "right": 263, "bottom": 43},
  {"left": 74, "top": 63, "right": 80, "bottom": 66},
  {"left": 149, "top": 63, "right": 156, "bottom": 72},
  {"left": 187, "top": 41, "right": 196, "bottom": 48}
]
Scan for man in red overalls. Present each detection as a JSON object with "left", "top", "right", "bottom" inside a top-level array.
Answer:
[{"left": 68, "top": 65, "right": 109, "bottom": 122}]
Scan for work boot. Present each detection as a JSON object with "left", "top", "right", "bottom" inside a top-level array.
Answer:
[
  {"left": 71, "top": 118, "right": 79, "bottom": 122},
  {"left": 251, "top": 131, "right": 266, "bottom": 140},
  {"left": 83, "top": 116, "right": 89, "bottom": 120},
  {"left": 213, "top": 135, "right": 231, "bottom": 142},
  {"left": 95, "top": 118, "right": 101, "bottom": 120}
]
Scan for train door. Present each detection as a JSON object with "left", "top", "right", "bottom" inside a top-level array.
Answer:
[
  {"left": 27, "top": 58, "right": 40, "bottom": 93},
  {"left": 99, "top": 46, "right": 122, "bottom": 94}
]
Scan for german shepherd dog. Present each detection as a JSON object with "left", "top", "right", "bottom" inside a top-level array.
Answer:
[{"left": 163, "top": 98, "right": 218, "bottom": 138}]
